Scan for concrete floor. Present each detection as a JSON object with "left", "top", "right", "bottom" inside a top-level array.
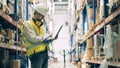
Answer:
[{"left": 48, "top": 61, "right": 77, "bottom": 68}]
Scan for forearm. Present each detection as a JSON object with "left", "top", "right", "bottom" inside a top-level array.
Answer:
[{"left": 23, "top": 24, "right": 50, "bottom": 43}]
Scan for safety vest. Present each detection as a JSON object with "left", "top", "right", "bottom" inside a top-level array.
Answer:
[{"left": 21, "top": 19, "right": 50, "bottom": 57}]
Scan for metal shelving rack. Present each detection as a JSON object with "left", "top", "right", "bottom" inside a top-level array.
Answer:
[
  {"left": 0, "top": 10, "right": 26, "bottom": 52},
  {"left": 69, "top": 0, "right": 120, "bottom": 67},
  {"left": 0, "top": 1, "right": 26, "bottom": 52},
  {"left": 80, "top": 7, "right": 120, "bottom": 43},
  {"left": 79, "top": 0, "right": 120, "bottom": 67},
  {"left": 0, "top": 44, "right": 26, "bottom": 52}
]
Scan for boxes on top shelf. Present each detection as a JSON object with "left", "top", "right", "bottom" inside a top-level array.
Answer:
[
  {"left": 6, "top": 0, "right": 14, "bottom": 14},
  {"left": 108, "top": 0, "right": 120, "bottom": 14},
  {"left": 0, "top": 0, "right": 10, "bottom": 14},
  {"left": 0, "top": 0, "right": 7, "bottom": 6}
]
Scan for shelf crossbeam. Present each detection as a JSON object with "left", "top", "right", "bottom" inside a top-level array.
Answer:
[
  {"left": 0, "top": 44, "right": 26, "bottom": 52},
  {"left": 86, "top": 60, "right": 120, "bottom": 67}
]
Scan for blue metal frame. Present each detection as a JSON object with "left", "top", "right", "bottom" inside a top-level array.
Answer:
[
  {"left": 103, "top": 0, "right": 108, "bottom": 38},
  {"left": 14, "top": 0, "right": 18, "bottom": 59},
  {"left": 14, "top": 0, "right": 18, "bottom": 14},
  {"left": 103, "top": 0, "right": 108, "bottom": 18},
  {"left": 70, "top": 34, "right": 74, "bottom": 60},
  {"left": 93, "top": 0, "right": 96, "bottom": 24},
  {"left": 26, "top": 0, "right": 29, "bottom": 20},
  {"left": 82, "top": 11, "right": 85, "bottom": 35},
  {"left": 86, "top": 0, "right": 89, "bottom": 30}
]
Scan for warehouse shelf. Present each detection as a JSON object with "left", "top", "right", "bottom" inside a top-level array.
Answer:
[
  {"left": 0, "top": 9, "right": 26, "bottom": 52},
  {"left": 86, "top": 60, "right": 120, "bottom": 67},
  {"left": 0, "top": 10, "right": 21, "bottom": 29},
  {"left": 0, "top": 43, "right": 26, "bottom": 52},
  {"left": 80, "top": 7, "right": 120, "bottom": 43}
]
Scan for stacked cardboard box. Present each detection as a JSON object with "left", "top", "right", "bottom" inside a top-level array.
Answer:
[
  {"left": 86, "top": 38, "right": 94, "bottom": 60},
  {"left": 10, "top": 60, "right": 20, "bottom": 68}
]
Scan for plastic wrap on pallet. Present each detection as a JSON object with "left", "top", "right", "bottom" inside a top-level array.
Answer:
[
  {"left": 100, "top": 59, "right": 108, "bottom": 68},
  {"left": 113, "top": 23, "right": 120, "bottom": 58},
  {"left": 94, "top": 34, "right": 101, "bottom": 58},
  {"left": 103, "top": 25, "right": 114, "bottom": 59}
]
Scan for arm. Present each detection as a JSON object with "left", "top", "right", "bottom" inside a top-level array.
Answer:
[{"left": 23, "top": 23, "right": 51, "bottom": 43}]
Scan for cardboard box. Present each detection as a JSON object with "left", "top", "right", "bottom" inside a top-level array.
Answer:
[
  {"left": 86, "top": 48, "right": 94, "bottom": 60},
  {"left": 86, "top": 38, "right": 94, "bottom": 48},
  {"left": 10, "top": 60, "right": 20, "bottom": 68}
]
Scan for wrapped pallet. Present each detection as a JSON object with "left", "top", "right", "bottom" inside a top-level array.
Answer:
[
  {"left": 94, "top": 34, "right": 104, "bottom": 58},
  {"left": 112, "top": 23, "right": 120, "bottom": 60},
  {"left": 103, "top": 25, "right": 114, "bottom": 59},
  {"left": 100, "top": 59, "right": 108, "bottom": 68},
  {"left": 94, "top": 34, "right": 100, "bottom": 58},
  {"left": 104, "top": 24, "right": 120, "bottom": 60},
  {"left": 113, "top": 32, "right": 120, "bottom": 60}
]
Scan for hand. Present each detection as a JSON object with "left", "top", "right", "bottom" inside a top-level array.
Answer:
[
  {"left": 44, "top": 33, "right": 52, "bottom": 39},
  {"left": 43, "top": 37, "right": 54, "bottom": 43}
]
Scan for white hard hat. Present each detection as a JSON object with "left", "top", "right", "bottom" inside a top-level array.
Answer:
[{"left": 34, "top": 4, "right": 49, "bottom": 16}]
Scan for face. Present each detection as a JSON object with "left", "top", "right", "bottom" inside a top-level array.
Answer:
[
  {"left": 34, "top": 12, "right": 44, "bottom": 26},
  {"left": 36, "top": 12, "right": 44, "bottom": 21}
]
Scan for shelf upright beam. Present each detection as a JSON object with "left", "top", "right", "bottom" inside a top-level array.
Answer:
[
  {"left": 103, "top": 0, "right": 108, "bottom": 18},
  {"left": 26, "top": 0, "right": 29, "bottom": 67},
  {"left": 26, "top": 0, "right": 29, "bottom": 20},
  {"left": 14, "top": 0, "right": 18, "bottom": 59},
  {"left": 14, "top": 0, "right": 18, "bottom": 14},
  {"left": 103, "top": 0, "right": 108, "bottom": 38},
  {"left": 93, "top": 0, "right": 96, "bottom": 24},
  {"left": 86, "top": 0, "right": 89, "bottom": 30},
  {"left": 82, "top": 10, "right": 85, "bottom": 35}
]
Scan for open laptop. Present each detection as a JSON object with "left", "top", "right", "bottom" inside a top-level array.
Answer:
[
  {"left": 43, "top": 25, "right": 63, "bottom": 42},
  {"left": 53, "top": 25, "right": 63, "bottom": 39}
]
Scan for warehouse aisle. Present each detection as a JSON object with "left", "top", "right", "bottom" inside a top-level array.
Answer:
[{"left": 48, "top": 61, "right": 77, "bottom": 68}]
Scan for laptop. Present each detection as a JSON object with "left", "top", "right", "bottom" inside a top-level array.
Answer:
[{"left": 44, "top": 25, "right": 63, "bottom": 42}]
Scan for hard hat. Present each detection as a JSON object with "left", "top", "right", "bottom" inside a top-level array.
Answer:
[{"left": 34, "top": 4, "right": 49, "bottom": 16}]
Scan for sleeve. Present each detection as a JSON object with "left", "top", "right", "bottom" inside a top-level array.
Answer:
[{"left": 23, "top": 23, "right": 51, "bottom": 43}]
